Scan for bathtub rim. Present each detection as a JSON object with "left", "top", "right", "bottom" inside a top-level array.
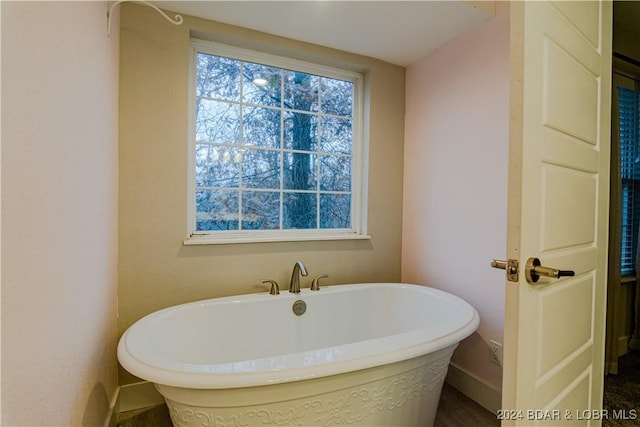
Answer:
[
  {"left": 157, "top": 345, "right": 456, "bottom": 409},
  {"left": 118, "top": 282, "right": 480, "bottom": 389}
]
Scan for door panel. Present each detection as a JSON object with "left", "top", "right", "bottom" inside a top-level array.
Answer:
[
  {"left": 548, "top": 372, "right": 592, "bottom": 423},
  {"left": 538, "top": 275, "right": 594, "bottom": 374},
  {"left": 543, "top": 40, "right": 599, "bottom": 143},
  {"left": 504, "top": 1, "right": 611, "bottom": 424},
  {"left": 541, "top": 166, "right": 596, "bottom": 250},
  {"left": 536, "top": 342, "right": 593, "bottom": 406},
  {"left": 541, "top": 127, "right": 599, "bottom": 173},
  {"left": 552, "top": 1, "right": 600, "bottom": 48}
]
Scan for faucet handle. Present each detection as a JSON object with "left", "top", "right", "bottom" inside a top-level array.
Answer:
[
  {"left": 310, "top": 274, "right": 329, "bottom": 291},
  {"left": 261, "top": 279, "right": 280, "bottom": 295}
]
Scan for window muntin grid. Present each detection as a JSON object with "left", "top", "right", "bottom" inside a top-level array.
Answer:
[{"left": 188, "top": 41, "right": 365, "bottom": 243}]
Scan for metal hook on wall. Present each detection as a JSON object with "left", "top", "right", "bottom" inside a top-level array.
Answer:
[{"left": 107, "top": 0, "right": 183, "bottom": 38}]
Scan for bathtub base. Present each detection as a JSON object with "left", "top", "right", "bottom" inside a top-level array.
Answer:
[{"left": 157, "top": 345, "right": 455, "bottom": 427}]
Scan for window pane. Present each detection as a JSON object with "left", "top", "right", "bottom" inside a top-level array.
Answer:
[
  {"left": 319, "top": 155, "right": 351, "bottom": 192},
  {"left": 242, "top": 191, "right": 280, "bottom": 230},
  {"left": 243, "top": 63, "right": 281, "bottom": 107},
  {"left": 284, "top": 152, "right": 317, "bottom": 190},
  {"left": 196, "top": 189, "right": 239, "bottom": 230},
  {"left": 284, "top": 111, "right": 317, "bottom": 151},
  {"left": 320, "top": 194, "right": 351, "bottom": 229},
  {"left": 242, "top": 149, "right": 280, "bottom": 189},
  {"left": 321, "top": 78, "right": 353, "bottom": 117},
  {"left": 195, "top": 99, "right": 240, "bottom": 143},
  {"left": 196, "top": 53, "right": 240, "bottom": 101},
  {"left": 196, "top": 145, "right": 240, "bottom": 187},
  {"left": 321, "top": 117, "right": 352, "bottom": 154},
  {"left": 191, "top": 45, "right": 361, "bottom": 238},
  {"left": 284, "top": 71, "right": 319, "bottom": 112},
  {"left": 243, "top": 107, "right": 281, "bottom": 148},
  {"left": 283, "top": 193, "right": 316, "bottom": 229}
]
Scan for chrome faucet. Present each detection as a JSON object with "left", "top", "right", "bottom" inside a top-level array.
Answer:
[{"left": 289, "top": 261, "right": 308, "bottom": 293}]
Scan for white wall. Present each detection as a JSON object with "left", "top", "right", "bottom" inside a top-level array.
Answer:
[
  {"left": 402, "top": 2, "right": 509, "bottom": 400},
  {"left": 1, "top": 2, "right": 119, "bottom": 425}
]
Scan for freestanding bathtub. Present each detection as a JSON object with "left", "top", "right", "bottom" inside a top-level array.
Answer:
[{"left": 118, "top": 283, "right": 479, "bottom": 427}]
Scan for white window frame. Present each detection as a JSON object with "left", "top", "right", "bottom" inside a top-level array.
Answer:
[{"left": 185, "top": 39, "right": 369, "bottom": 245}]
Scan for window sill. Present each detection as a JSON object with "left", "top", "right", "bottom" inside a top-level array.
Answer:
[{"left": 183, "top": 233, "right": 372, "bottom": 245}]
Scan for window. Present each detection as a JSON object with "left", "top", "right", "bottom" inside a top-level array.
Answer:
[
  {"left": 186, "top": 40, "right": 367, "bottom": 244},
  {"left": 618, "top": 85, "right": 640, "bottom": 275}
]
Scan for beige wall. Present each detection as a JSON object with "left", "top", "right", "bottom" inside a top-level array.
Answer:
[
  {"left": 1, "top": 1, "right": 119, "bottom": 425},
  {"left": 118, "top": 4, "right": 405, "bottom": 384},
  {"left": 402, "top": 2, "right": 509, "bottom": 396}
]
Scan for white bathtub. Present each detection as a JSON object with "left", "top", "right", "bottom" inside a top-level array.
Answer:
[{"left": 118, "top": 283, "right": 479, "bottom": 427}]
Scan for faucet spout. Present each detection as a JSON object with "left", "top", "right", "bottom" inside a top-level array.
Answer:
[{"left": 289, "top": 261, "right": 308, "bottom": 293}]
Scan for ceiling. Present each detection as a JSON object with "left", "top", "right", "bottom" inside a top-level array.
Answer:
[{"left": 157, "top": 1, "right": 493, "bottom": 66}]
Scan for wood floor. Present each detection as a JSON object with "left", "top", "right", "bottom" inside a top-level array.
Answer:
[
  {"left": 435, "top": 383, "right": 499, "bottom": 426},
  {"left": 119, "top": 382, "right": 498, "bottom": 427}
]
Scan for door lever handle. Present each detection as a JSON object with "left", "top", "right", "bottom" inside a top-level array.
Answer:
[{"left": 525, "top": 257, "right": 575, "bottom": 283}]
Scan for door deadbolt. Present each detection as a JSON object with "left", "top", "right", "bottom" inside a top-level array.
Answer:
[{"left": 525, "top": 257, "right": 575, "bottom": 283}]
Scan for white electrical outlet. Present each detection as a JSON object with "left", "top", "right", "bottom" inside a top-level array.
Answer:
[{"left": 489, "top": 340, "right": 503, "bottom": 366}]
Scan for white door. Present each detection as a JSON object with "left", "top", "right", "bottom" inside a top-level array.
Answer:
[{"left": 502, "top": 1, "right": 612, "bottom": 425}]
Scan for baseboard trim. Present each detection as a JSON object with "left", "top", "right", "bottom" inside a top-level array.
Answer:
[
  {"left": 102, "top": 382, "right": 165, "bottom": 427},
  {"left": 119, "top": 381, "right": 165, "bottom": 413},
  {"left": 103, "top": 387, "right": 120, "bottom": 427},
  {"left": 618, "top": 335, "right": 630, "bottom": 355},
  {"left": 445, "top": 362, "right": 502, "bottom": 414}
]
